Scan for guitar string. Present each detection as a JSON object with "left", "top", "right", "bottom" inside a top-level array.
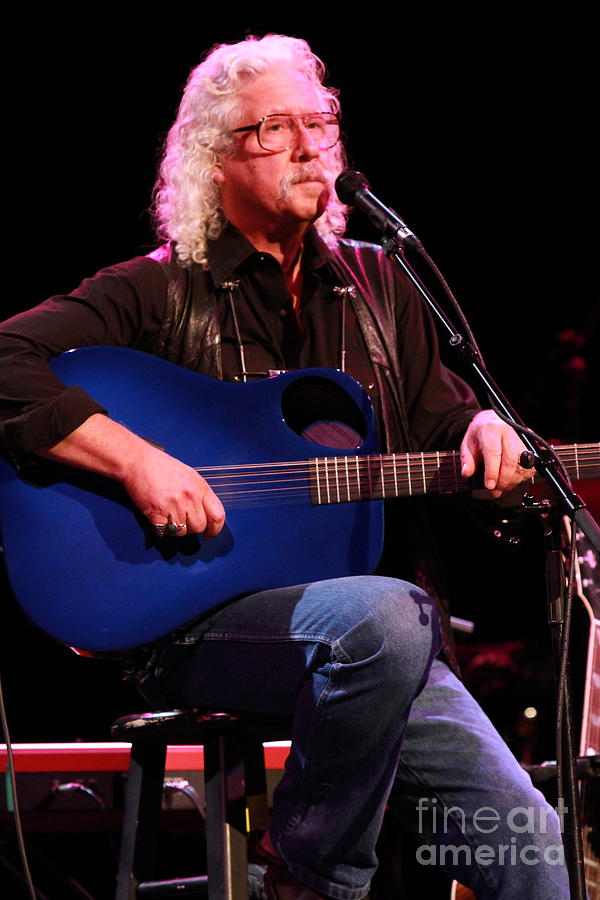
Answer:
[
  {"left": 196, "top": 457, "right": 599, "bottom": 487},
  {"left": 192, "top": 444, "right": 599, "bottom": 480},
  {"left": 195, "top": 448, "right": 599, "bottom": 485},
  {"left": 207, "top": 466, "right": 464, "bottom": 503},
  {"left": 192, "top": 443, "right": 599, "bottom": 474},
  {"left": 200, "top": 456, "right": 599, "bottom": 508},
  {"left": 200, "top": 455, "right": 600, "bottom": 482},
  {"left": 172, "top": 443, "right": 600, "bottom": 506},
  {"left": 205, "top": 470, "right": 598, "bottom": 502}
]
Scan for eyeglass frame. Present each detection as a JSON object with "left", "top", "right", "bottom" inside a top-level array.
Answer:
[{"left": 230, "top": 112, "right": 341, "bottom": 152}]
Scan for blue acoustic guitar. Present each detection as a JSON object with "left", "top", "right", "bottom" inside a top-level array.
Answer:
[{"left": 0, "top": 347, "right": 598, "bottom": 653}]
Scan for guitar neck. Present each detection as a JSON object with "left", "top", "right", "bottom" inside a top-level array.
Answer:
[{"left": 309, "top": 443, "right": 600, "bottom": 505}]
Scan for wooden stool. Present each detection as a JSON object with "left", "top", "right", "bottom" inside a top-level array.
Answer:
[{"left": 112, "top": 709, "right": 290, "bottom": 900}]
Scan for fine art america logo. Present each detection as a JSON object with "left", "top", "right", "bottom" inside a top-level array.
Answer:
[{"left": 414, "top": 798, "right": 566, "bottom": 867}]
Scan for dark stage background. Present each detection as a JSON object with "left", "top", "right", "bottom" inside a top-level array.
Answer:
[{"left": 2, "top": 12, "right": 598, "bottom": 762}]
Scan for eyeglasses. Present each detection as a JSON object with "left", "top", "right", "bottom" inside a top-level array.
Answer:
[{"left": 231, "top": 112, "right": 340, "bottom": 152}]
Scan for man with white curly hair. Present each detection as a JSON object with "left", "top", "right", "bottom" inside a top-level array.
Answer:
[
  {"left": 0, "top": 34, "right": 569, "bottom": 900},
  {"left": 154, "top": 35, "right": 349, "bottom": 268}
]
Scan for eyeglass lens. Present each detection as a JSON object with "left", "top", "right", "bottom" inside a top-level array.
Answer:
[{"left": 258, "top": 115, "right": 339, "bottom": 151}]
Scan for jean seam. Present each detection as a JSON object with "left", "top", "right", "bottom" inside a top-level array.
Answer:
[{"left": 202, "top": 630, "right": 338, "bottom": 644}]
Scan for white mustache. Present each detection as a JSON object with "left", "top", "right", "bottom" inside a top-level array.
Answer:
[
  {"left": 278, "top": 166, "right": 329, "bottom": 200},
  {"left": 288, "top": 165, "right": 328, "bottom": 185}
]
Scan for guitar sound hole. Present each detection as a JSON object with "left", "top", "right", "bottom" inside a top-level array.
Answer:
[
  {"left": 301, "top": 421, "right": 363, "bottom": 449},
  {"left": 281, "top": 376, "right": 367, "bottom": 449}
]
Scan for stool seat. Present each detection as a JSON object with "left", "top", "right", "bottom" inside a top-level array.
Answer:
[
  {"left": 112, "top": 708, "right": 291, "bottom": 744},
  {"left": 112, "top": 708, "right": 291, "bottom": 900}
]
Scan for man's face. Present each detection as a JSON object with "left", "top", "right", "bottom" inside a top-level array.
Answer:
[{"left": 214, "top": 68, "right": 338, "bottom": 240}]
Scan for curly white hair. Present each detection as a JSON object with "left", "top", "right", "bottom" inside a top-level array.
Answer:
[{"left": 153, "top": 34, "right": 348, "bottom": 267}]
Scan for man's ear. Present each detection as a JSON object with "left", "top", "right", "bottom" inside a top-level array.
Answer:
[{"left": 212, "top": 162, "right": 225, "bottom": 184}]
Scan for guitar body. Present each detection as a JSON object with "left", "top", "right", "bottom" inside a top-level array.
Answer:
[
  {"left": 0, "top": 347, "right": 383, "bottom": 652},
  {"left": 572, "top": 522, "right": 600, "bottom": 899}
]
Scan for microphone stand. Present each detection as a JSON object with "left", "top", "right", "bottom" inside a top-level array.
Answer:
[{"left": 378, "top": 225, "right": 599, "bottom": 900}]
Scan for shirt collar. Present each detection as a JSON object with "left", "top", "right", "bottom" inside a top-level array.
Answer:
[
  {"left": 302, "top": 227, "right": 335, "bottom": 274},
  {"left": 206, "top": 222, "right": 258, "bottom": 285},
  {"left": 206, "top": 221, "right": 337, "bottom": 285}
]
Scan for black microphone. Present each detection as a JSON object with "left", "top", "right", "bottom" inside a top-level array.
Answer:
[{"left": 335, "top": 170, "right": 422, "bottom": 250}]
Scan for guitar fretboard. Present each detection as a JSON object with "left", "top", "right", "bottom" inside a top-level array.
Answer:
[
  {"left": 310, "top": 449, "right": 462, "bottom": 504},
  {"left": 309, "top": 443, "right": 600, "bottom": 506}
]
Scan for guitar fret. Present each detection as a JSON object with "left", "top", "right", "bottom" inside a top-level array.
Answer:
[
  {"left": 334, "top": 456, "right": 340, "bottom": 504},
  {"left": 575, "top": 443, "right": 580, "bottom": 480},
  {"left": 380, "top": 455, "right": 386, "bottom": 499},
  {"left": 421, "top": 454, "right": 427, "bottom": 493},
  {"left": 324, "top": 457, "right": 331, "bottom": 505},
  {"left": 344, "top": 456, "right": 351, "bottom": 502},
  {"left": 314, "top": 458, "right": 322, "bottom": 505},
  {"left": 366, "top": 455, "right": 373, "bottom": 499},
  {"left": 406, "top": 454, "right": 412, "bottom": 496},
  {"left": 355, "top": 455, "right": 361, "bottom": 501},
  {"left": 392, "top": 454, "right": 398, "bottom": 497},
  {"left": 436, "top": 451, "right": 441, "bottom": 493}
]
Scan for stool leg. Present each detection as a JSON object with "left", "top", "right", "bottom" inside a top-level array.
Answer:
[
  {"left": 115, "top": 741, "right": 167, "bottom": 900},
  {"left": 204, "top": 733, "right": 249, "bottom": 900},
  {"left": 242, "top": 737, "right": 270, "bottom": 834}
]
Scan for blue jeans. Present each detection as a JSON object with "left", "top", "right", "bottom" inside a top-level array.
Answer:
[{"left": 147, "top": 576, "right": 569, "bottom": 900}]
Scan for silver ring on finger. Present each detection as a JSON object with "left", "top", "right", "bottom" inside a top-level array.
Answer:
[
  {"left": 152, "top": 523, "right": 168, "bottom": 537},
  {"left": 166, "top": 522, "right": 187, "bottom": 536}
]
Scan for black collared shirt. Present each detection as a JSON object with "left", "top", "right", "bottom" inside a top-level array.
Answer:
[{"left": 208, "top": 224, "right": 381, "bottom": 419}]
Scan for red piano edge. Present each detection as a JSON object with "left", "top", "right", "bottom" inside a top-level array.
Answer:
[{"left": 0, "top": 741, "right": 291, "bottom": 773}]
